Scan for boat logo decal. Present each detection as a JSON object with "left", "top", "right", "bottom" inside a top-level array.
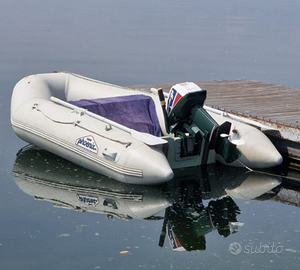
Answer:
[
  {"left": 167, "top": 87, "right": 182, "bottom": 115},
  {"left": 75, "top": 136, "right": 98, "bottom": 154},
  {"left": 167, "top": 225, "right": 185, "bottom": 251},
  {"left": 77, "top": 194, "right": 99, "bottom": 206}
]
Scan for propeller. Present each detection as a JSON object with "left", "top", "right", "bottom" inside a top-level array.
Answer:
[{"left": 220, "top": 131, "right": 245, "bottom": 146}]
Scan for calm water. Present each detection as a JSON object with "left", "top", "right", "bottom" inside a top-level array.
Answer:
[{"left": 1, "top": 0, "right": 300, "bottom": 269}]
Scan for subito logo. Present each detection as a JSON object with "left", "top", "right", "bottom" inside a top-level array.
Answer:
[{"left": 229, "top": 242, "right": 242, "bottom": 255}]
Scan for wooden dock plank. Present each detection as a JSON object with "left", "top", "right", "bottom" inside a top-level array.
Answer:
[
  {"left": 193, "top": 80, "right": 300, "bottom": 127},
  {"left": 132, "top": 79, "right": 300, "bottom": 148},
  {"left": 134, "top": 79, "right": 300, "bottom": 127}
]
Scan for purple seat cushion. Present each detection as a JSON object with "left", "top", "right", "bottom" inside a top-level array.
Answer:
[{"left": 69, "top": 95, "right": 161, "bottom": 137}]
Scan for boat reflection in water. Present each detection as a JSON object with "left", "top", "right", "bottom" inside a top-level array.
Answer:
[
  {"left": 13, "top": 145, "right": 283, "bottom": 251},
  {"left": 13, "top": 145, "right": 170, "bottom": 220},
  {"left": 162, "top": 166, "right": 282, "bottom": 251}
]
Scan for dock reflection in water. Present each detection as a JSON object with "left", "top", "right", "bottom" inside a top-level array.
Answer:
[{"left": 13, "top": 145, "right": 283, "bottom": 252}]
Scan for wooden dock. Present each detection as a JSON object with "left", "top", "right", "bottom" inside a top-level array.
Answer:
[{"left": 133, "top": 80, "right": 300, "bottom": 162}]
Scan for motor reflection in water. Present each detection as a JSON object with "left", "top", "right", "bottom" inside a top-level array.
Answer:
[
  {"left": 13, "top": 145, "right": 283, "bottom": 252},
  {"left": 160, "top": 166, "right": 282, "bottom": 251}
]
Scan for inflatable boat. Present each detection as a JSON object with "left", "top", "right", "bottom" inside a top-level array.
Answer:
[{"left": 11, "top": 72, "right": 282, "bottom": 185}]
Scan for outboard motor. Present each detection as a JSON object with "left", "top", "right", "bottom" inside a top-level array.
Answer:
[{"left": 165, "top": 82, "right": 240, "bottom": 164}]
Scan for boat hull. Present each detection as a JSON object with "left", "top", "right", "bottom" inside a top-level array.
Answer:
[
  {"left": 11, "top": 72, "right": 283, "bottom": 185},
  {"left": 12, "top": 97, "right": 173, "bottom": 185}
]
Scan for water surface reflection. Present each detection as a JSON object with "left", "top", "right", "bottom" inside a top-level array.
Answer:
[
  {"left": 13, "top": 145, "right": 170, "bottom": 220},
  {"left": 13, "top": 145, "right": 287, "bottom": 253}
]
